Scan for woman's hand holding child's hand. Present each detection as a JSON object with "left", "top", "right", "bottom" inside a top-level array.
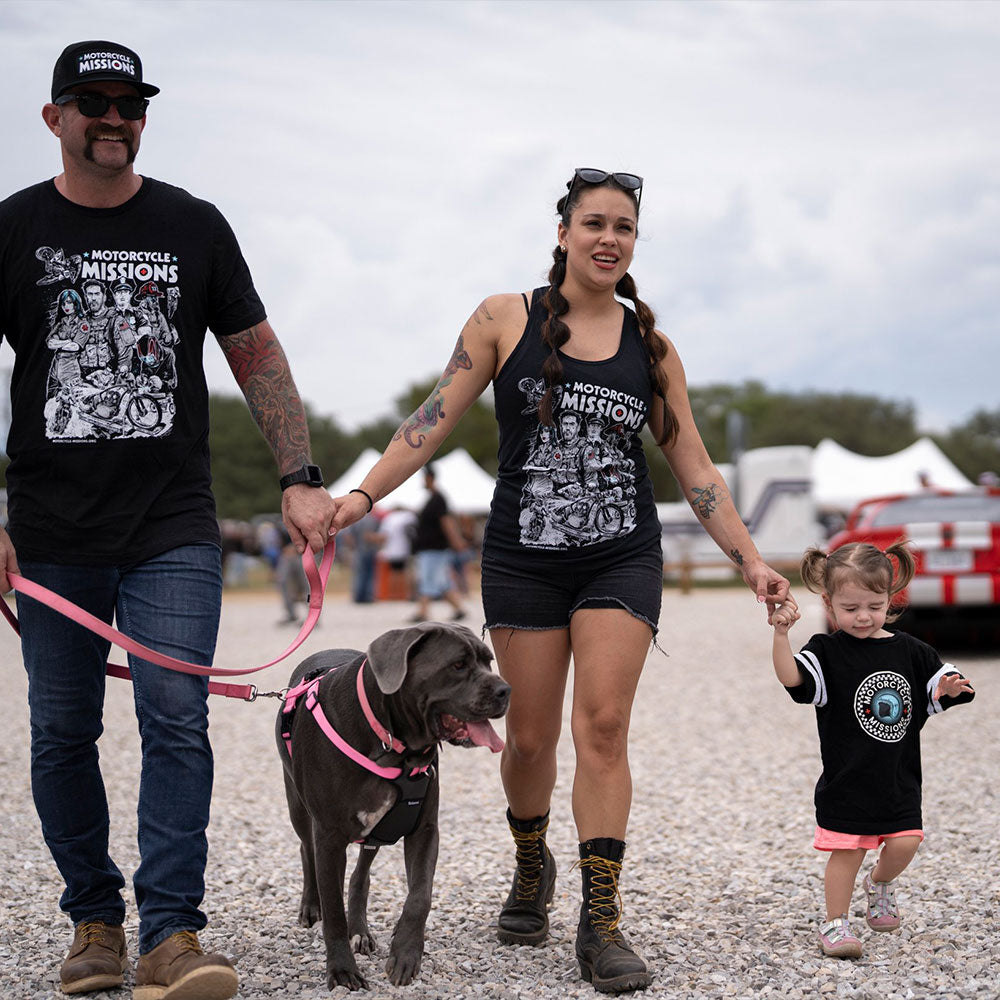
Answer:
[
  {"left": 771, "top": 604, "right": 801, "bottom": 634},
  {"left": 934, "top": 672, "right": 975, "bottom": 700}
]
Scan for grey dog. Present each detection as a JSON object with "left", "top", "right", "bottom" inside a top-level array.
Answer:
[{"left": 276, "top": 622, "right": 511, "bottom": 991}]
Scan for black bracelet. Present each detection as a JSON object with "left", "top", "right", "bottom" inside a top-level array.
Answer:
[{"left": 349, "top": 488, "right": 374, "bottom": 512}]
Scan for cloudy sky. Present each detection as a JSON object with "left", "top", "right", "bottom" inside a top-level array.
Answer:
[{"left": 2, "top": 0, "right": 997, "bottom": 440}]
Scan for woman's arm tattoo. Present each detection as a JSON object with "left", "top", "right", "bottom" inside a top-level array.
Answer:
[
  {"left": 394, "top": 334, "right": 473, "bottom": 449},
  {"left": 730, "top": 548, "right": 744, "bottom": 566},
  {"left": 690, "top": 482, "right": 727, "bottom": 520},
  {"left": 220, "top": 324, "right": 310, "bottom": 473},
  {"left": 471, "top": 301, "right": 494, "bottom": 325}
]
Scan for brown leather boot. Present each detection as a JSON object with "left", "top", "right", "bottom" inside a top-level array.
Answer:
[
  {"left": 133, "top": 931, "right": 237, "bottom": 1000},
  {"left": 60, "top": 920, "right": 127, "bottom": 995}
]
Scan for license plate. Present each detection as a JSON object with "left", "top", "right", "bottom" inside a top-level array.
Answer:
[{"left": 925, "top": 549, "right": 974, "bottom": 572}]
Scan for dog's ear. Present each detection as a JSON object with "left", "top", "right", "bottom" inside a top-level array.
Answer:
[{"left": 365, "top": 626, "right": 433, "bottom": 694}]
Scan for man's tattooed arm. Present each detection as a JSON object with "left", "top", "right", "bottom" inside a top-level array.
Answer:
[
  {"left": 218, "top": 321, "right": 310, "bottom": 473},
  {"left": 394, "top": 333, "right": 473, "bottom": 449}
]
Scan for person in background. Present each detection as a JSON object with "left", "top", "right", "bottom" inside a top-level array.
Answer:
[
  {"left": 409, "top": 463, "right": 467, "bottom": 622},
  {"left": 0, "top": 40, "right": 335, "bottom": 999},
  {"left": 376, "top": 504, "right": 417, "bottom": 601},
  {"left": 449, "top": 512, "right": 480, "bottom": 595},
  {"left": 275, "top": 524, "right": 309, "bottom": 625},
  {"left": 341, "top": 506, "right": 383, "bottom": 604}
]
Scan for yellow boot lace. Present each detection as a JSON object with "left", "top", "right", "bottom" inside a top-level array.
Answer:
[
  {"left": 573, "top": 854, "right": 625, "bottom": 942},
  {"left": 510, "top": 818, "right": 549, "bottom": 901}
]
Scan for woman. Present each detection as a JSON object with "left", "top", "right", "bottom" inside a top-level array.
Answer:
[
  {"left": 46, "top": 287, "right": 88, "bottom": 392},
  {"left": 332, "top": 169, "right": 794, "bottom": 993}
]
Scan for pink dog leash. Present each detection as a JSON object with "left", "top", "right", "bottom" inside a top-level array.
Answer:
[{"left": 1, "top": 541, "right": 336, "bottom": 701}]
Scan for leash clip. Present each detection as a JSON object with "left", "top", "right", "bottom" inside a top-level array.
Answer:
[{"left": 252, "top": 686, "right": 291, "bottom": 702}]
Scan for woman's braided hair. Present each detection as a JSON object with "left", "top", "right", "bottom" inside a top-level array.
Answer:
[{"left": 537, "top": 175, "right": 678, "bottom": 446}]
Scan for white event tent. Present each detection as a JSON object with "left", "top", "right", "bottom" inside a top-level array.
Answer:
[
  {"left": 327, "top": 448, "right": 496, "bottom": 516},
  {"left": 811, "top": 437, "right": 974, "bottom": 513},
  {"left": 325, "top": 448, "right": 381, "bottom": 501}
]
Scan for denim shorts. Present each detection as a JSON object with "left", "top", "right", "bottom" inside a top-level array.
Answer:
[
  {"left": 481, "top": 542, "right": 663, "bottom": 634},
  {"left": 415, "top": 549, "right": 453, "bottom": 598}
]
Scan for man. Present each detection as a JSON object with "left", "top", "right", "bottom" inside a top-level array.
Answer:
[
  {"left": 0, "top": 40, "right": 336, "bottom": 999},
  {"left": 376, "top": 503, "right": 418, "bottom": 600},
  {"left": 134, "top": 279, "right": 175, "bottom": 346},
  {"left": 79, "top": 278, "right": 115, "bottom": 379},
  {"left": 108, "top": 278, "right": 140, "bottom": 376},
  {"left": 341, "top": 507, "right": 384, "bottom": 604},
  {"left": 551, "top": 408, "right": 586, "bottom": 496},
  {"left": 410, "top": 464, "right": 466, "bottom": 622}
]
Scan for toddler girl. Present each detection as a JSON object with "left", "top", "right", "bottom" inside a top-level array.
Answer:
[{"left": 771, "top": 541, "right": 975, "bottom": 958}]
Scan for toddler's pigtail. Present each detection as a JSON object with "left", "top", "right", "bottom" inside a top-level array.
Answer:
[
  {"left": 885, "top": 538, "right": 916, "bottom": 621},
  {"left": 800, "top": 547, "right": 829, "bottom": 595}
]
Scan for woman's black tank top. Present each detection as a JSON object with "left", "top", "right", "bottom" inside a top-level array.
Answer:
[{"left": 482, "top": 287, "right": 661, "bottom": 565}]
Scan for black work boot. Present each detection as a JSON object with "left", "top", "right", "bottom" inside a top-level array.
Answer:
[
  {"left": 575, "top": 838, "right": 651, "bottom": 994},
  {"left": 497, "top": 809, "right": 558, "bottom": 945}
]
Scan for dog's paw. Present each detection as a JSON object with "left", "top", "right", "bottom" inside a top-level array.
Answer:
[
  {"left": 298, "top": 903, "right": 321, "bottom": 927},
  {"left": 385, "top": 950, "right": 422, "bottom": 987},
  {"left": 350, "top": 931, "right": 377, "bottom": 956},
  {"left": 327, "top": 965, "right": 368, "bottom": 991}
]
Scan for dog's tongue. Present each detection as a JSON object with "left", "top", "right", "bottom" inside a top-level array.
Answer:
[{"left": 466, "top": 719, "right": 505, "bottom": 753}]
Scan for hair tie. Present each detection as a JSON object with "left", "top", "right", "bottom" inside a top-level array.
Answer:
[{"left": 349, "top": 488, "right": 374, "bottom": 512}]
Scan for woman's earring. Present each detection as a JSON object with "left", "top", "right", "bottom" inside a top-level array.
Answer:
[{"left": 559, "top": 245, "right": 567, "bottom": 253}]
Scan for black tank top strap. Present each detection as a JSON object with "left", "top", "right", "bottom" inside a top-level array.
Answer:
[{"left": 521, "top": 291, "right": 529, "bottom": 316}]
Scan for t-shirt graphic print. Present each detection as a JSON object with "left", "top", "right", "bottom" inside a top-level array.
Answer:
[
  {"left": 516, "top": 377, "right": 642, "bottom": 549},
  {"left": 37, "top": 243, "right": 178, "bottom": 441}
]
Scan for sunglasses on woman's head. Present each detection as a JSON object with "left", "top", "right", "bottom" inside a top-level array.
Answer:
[
  {"left": 566, "top": 168, "right": 643, "bottom": 213},
  {"left": 54, "top": 93, "right": 149, "bottom": 121}
]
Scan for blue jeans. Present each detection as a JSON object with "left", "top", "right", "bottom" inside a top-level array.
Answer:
[
  {"left": 16, "top": 544, "right": 222, "bottom": 954},
  {"left": 351, "top": 548, "right": 377, "bottom": 603}
]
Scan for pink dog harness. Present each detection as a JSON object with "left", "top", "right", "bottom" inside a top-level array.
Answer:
[{"left": 280, "top": 658, "right": 436, "bottom": 847}]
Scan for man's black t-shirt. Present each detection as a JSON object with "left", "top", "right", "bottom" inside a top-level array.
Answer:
[
  {"left": 0, "top": 177, "right": 266, "bottom": 564},
  {"left": 413, "top": 492, "right": 449, "bottom": 553}
]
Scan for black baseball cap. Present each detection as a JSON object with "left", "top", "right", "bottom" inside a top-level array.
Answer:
[{"left": 51, "top": 41, "right": 159, "bottom": 102}]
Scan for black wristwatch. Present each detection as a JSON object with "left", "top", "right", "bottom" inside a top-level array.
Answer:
[{"left": 279, "top": 464, "right": 324, "bottom": 491}]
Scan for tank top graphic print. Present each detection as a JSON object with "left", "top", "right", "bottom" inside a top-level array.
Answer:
[{"left": 484, "top": 287, "right": 660, "bottom": 560}]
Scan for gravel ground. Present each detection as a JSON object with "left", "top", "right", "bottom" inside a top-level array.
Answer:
[{"left": 1, "top": 586, "right": 997, "bottom": 1000}]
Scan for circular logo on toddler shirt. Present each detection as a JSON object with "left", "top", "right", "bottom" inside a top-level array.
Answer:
[{"left": 854, "top": 671, "right": 912, "bottom": 742}]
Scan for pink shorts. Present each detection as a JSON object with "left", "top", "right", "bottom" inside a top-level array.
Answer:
[{"left": 813, "top": 826, "right": 924, "bottom": 851}]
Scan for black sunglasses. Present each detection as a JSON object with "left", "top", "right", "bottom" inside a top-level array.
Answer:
[
  {"left": 566, "top": 168, "right": 644, "bottom": 213},
  {"left": 55, "top": 93, "right": 149, "bottom": 121}
]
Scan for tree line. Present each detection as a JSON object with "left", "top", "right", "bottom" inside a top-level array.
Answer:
[
  {"left": 203, "top": 378, "right": 1000, "bottom": 520},
  {"left": 4, "top": 379, "right": 994, "bottom": 521}
]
